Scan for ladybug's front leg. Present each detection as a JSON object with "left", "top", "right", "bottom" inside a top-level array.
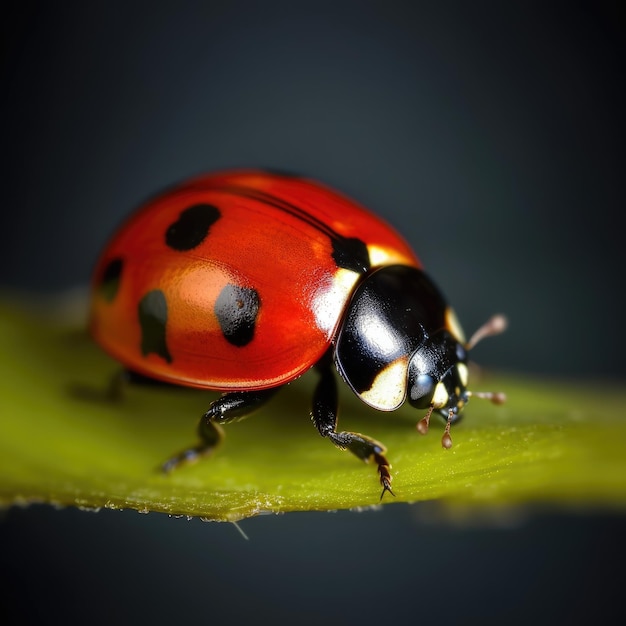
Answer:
[
  {"left": 311, "top": 362, "right": 394, "bottom": 499},
  {"left": 161, "top": 388, "right": 278, "bottom": 473}
]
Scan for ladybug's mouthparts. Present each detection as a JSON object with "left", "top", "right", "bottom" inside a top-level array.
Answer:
[{"left": 416, "top": 314, "right": 508, "bottom": 449}]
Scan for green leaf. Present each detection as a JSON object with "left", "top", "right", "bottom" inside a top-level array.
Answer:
[{"left": 1, "top": 295, "right": 625, "bottom": 521}]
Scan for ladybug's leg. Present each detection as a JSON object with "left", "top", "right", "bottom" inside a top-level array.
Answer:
[
  {"left": 161, "top": 389, "right": 278, "bottom": 473},
  {"left": 311, "top": 361, "right": 394, "bottom": 499},
  {"left": 107, "top": 369, "right": 175, "bottom": 400}
]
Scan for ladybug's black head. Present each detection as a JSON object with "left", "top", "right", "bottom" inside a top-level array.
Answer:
[
  {"left": 407, "top": 314, "right": 507, "bottom": 448},
  {"left": 407, "top": 330, "right": 469, "bottom": 413},
  {"left": 334, "top": 265, "right": 506, "bottom": 448}
]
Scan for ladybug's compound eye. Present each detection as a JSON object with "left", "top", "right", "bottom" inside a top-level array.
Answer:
[{"left": 408, "top": 374, "right": 436, "bottom": 409}]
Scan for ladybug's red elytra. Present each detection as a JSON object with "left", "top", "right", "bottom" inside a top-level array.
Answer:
[{"left": 90, "top": 170, "right": 506, "bottom": 498}]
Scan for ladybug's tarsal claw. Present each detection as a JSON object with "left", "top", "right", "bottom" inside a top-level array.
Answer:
[
  {"left": 161, "top": 457, "right": 184, "bottom": 474},
  {"left": 160, "top": 446, "right": 208, "bottom": 474},
  {"left": 380, "top": 478, "right": 395, "bottom": 500},
  {"left": 373, "top": 452, "right": 394, "bottom": 500}
]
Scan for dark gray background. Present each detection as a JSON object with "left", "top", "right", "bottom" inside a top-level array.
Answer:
[{"left": 1, "top": 2, "right": 624, "bottom": 624}]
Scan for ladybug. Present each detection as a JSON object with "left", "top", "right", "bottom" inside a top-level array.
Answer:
[{"left": 90, "top": 170, "right": 506, "bottom": 498}]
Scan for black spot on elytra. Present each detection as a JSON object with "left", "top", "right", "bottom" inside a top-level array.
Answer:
[
  {"left": 332, "top": 237, "right": 370, "bottom": 274},
  {"left": 165, "top": 204, "right": 221, "bottom": 251},
  {"left": 97, "top": 257, "right": 124, "bottom": 302},
  {"left": 214, "top": 284, "right": 260, "bottom": 347},
  {"left": 138, "top": 290, "right": 172, "bottom": 363}
]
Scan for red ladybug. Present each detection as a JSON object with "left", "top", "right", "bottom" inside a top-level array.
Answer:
[{"left": 90, "top": 170, "right": 505, "bottom": 497}]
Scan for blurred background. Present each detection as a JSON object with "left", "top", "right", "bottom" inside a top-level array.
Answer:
[{"left": 1, "top": 1, "right": 624, "bottom": 624}]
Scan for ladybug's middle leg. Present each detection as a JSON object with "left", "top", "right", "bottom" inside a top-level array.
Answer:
[
  {"left": 161, "top": 388, "right": 278, "bottom": 473},
  {"left": 311, "top": 360, "right": 394, "bottom": 499}
]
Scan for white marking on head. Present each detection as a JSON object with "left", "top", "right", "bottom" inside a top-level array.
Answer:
[{"left": 431, "top": 381, "right": 450, "bottom": 409}]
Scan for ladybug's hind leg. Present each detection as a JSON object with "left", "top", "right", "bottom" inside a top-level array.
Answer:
[
  {"left": 311, "top": 360, "right": 394, "bottom": 499},
  {"left": 71, "top": 368, "right": 174, "bottom": 403},
  {"left": 107, "top": 369, "right": 176, "bottom": 400},
  {"left": 161, "top": 388, "right": 278, "bottom": 473}
]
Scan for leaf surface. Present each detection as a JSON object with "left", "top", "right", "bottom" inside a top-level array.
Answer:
[{"left": 1, "top": 298, "right": 625, "bottom": 521}]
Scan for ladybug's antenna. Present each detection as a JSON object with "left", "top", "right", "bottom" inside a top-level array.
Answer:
[
  {"left": 441, "top": 408, "right": 454, "bottom": 449},
  {"left": 466, "top": 313, "right": 508, "bottom": 350},
  {"left": 467, "top": 390, "right": 507, "bottom": 404},
  {"left": 465, "top": 313, "right": 508, "bottom": 411},
  {"left": 416, "top": 405, "right": 434, "bottom": 436}
]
